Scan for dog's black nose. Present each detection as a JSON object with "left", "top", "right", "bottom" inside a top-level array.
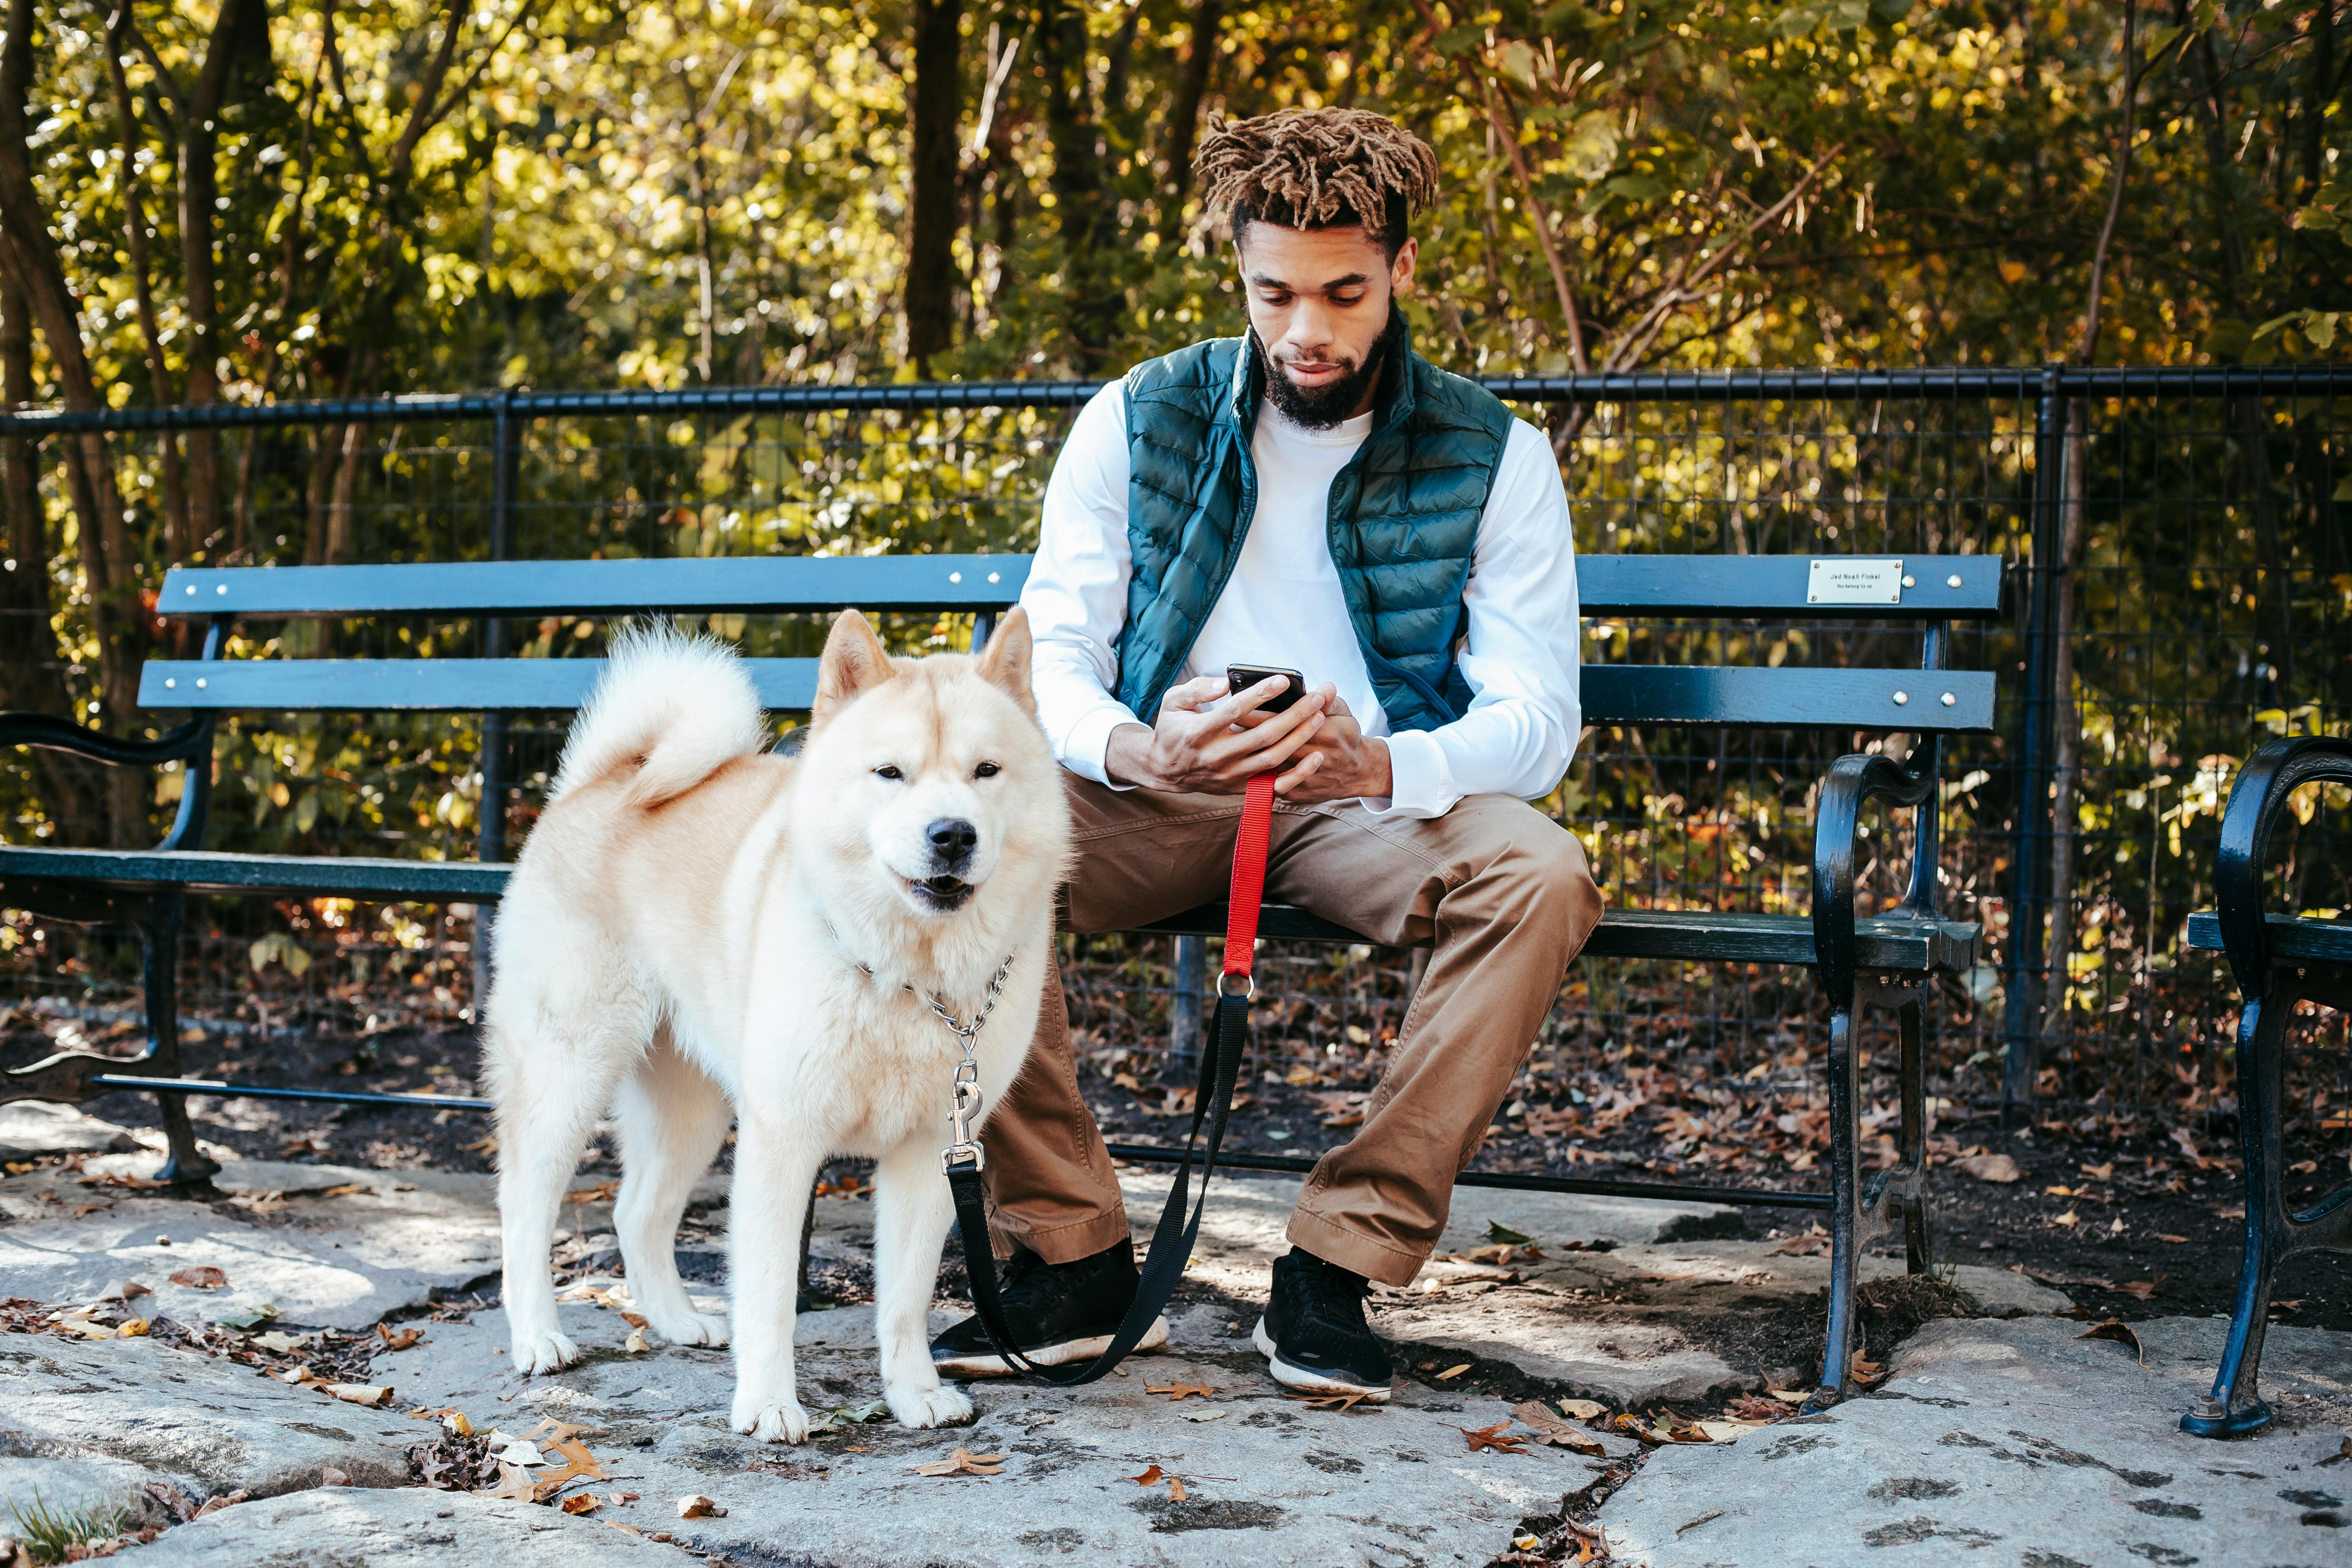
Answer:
[{"left": 927, "top": 818, "right": 979, "bottom": 864}]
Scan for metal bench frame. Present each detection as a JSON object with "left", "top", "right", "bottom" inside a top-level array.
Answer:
[
  {"left": 2180, "top": 735, "right": 2352, "bottom": 1437},
  {"left": 1, "top": 550, "right": 2002, "bottom": 1404}
]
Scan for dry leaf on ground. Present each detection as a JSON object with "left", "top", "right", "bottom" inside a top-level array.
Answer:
[
  {"left": 2117, "top": 1279, "right": 2161, "bottom": 1301},
  {"left": 1434, "top": 1363, "right": 1472, "bottom": 1381},
  {"left": 1129, "top": 1465, "right": 1165, "bottom": 1487},
  {"left": 1511, "top": 1400, "right": 1604, "bottom": 1455},
  {"left": 1849, "top": 1354, "right": 1885, "bottom": 1385},
  {"left": 1455, "top": 1421, "right": 1530, "bottom": 1454},
  {"left": 1287, "top": 1391, "right": 1374, "bottom": 1411},
  {"left": 1146, "top": 1382, "right": 1216, "bottom": 1401},
  {"left": 323, "top": 1383, "right": 392, "bottom": 1406},
  {"left": 675, "top": 1494, "right": 727, "bottom": 1518},
  {"left": 559, "top": 1494, "right": 599, "bottom": 1515},
  {"left": 1767, "top": 1233, "right": 1828, "bottom": 1256},
  {"left": 1954, "top": 1152, "right": 2021, "bottom": 1183},
  {"left": 910, "top": 1447, "right": 1004, "bottom": 1479},
  {"left": 481, "top": 1463, "right": 539, "bottom": 1501},
  {"left": 376, "top": 1325, "right": 424, "bottom": 1351},
  {"left": 169, "top": 1266, "right": 227, "bottom": 1290},
  {"left": 2157, "top": 1233, "right": 2190, "bottom": 1244},
  {"left": 2078, "top": 1318, "right": 2146, "bottom": 1366},
  {"left": 1557, "top": 1398, "right": 1608, "bottom": 1421},
  {"left": 96, "top": 1279, "right": 152, "bottom": 1303},
  {"left": 192, "top": 1490, "right": 248, "bottom": 1518},
  {"left": 318, "top": 1183, "right": 367, "bottom": 1198}
]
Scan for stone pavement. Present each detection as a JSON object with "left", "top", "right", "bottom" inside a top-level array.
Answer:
[{"left": 0, "top": 1104, "right": 2341, "bottom": 1567}]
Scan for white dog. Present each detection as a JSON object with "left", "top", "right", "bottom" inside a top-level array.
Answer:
[{"left": 482, "top": 608, "right": 1068, "bottom": 1442}]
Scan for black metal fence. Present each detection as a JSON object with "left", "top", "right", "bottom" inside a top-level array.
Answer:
[{"left": 1, "top": 367, "right": 2346, "bottom": 1165}]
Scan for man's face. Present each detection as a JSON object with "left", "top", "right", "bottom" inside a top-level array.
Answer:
[{"left": 1236, "top": 224, "right": 1417, "bottom": 427}]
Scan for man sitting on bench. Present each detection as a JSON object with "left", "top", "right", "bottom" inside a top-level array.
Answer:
[{"left": 929, "top": 108, "right": 1602, "bottom": 1402}]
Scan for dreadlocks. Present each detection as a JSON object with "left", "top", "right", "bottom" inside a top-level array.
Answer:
[{"left": 1193, "top": 109, "right": 1440, "bottom": 258}]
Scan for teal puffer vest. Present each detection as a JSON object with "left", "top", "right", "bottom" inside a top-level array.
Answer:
[{"left": 1115, "top": 312, "right": 1520, "bottom": 733}]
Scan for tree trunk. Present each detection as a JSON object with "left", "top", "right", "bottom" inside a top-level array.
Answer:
[
  {"left": 1035, "top": 0, "right": 1115, "bottom": 356},
  {"left": 904, "top": 0, "right": 964, "bottom": 374},
  {"left": 177, "top": 0, "right": 266, "bottom": 557},
  {"left": 1162, "top": 0, "right": 1223, "bottom": 214},
  {"left": 2040, "top": 411, "right": 2087, "bottom": 1053},
  {"left": 0, "top": 274, "right": 103, "bottom": 837}
]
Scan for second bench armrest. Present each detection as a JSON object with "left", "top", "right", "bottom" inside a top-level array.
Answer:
[{"left": 2215, "top": 736, "right": 2352, "bottom": 999}]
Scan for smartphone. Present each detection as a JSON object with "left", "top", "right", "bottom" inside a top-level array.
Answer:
[{"left": 1226, "top": 664, "right": 1307, "bottom": 714}]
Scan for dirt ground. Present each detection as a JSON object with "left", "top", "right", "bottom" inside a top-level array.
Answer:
[{"left": 15, "top": 1010, "right": 2348, "bottom": 1339}]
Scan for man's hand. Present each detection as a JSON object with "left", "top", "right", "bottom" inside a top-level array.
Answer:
[
  {"left": 1104, "top": 675, "right": 1331, "bottom": 795},
  {"left": 1239, "top": 688, "right": 1393, "bottom": 803}
]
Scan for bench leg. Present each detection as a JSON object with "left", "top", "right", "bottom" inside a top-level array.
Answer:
[
  {"left": 137, "top": 892, "right": 218, "bottom": 1185},
  {"left": 2183, "top": 980, "right": 2292, "bottom": 1437},
  {"left": 1809, "top": 997, "right": 1863, "bottom": 1411},
  {"left": 1896, "top": 993, "right": 1935, "bottom": 1276}
]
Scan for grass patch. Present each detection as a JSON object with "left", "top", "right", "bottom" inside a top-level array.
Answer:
[{"left": 8, "top": 1491, "right": 130, "bottom": 1565}]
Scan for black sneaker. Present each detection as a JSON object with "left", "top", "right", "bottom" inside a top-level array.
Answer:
[
  {"left": 930, "top": 1240, "right": 1169, "bottom": 1378},
  {"left": 1254, "top": 1247, "right": 1392, "bottom": 1401}
]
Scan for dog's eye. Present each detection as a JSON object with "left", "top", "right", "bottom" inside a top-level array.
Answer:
[
  {"left": 973, "top": 762, "right": 1001, "bottom": 779},
  {"left": 873, "top": 765, "right": 904, "bottom": 781}
]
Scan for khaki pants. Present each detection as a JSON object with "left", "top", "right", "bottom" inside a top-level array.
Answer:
[{"left": 980, "top": 774, "right": 1604, "bottom": 1287}]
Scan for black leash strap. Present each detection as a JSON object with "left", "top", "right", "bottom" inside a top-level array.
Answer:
[{"left": 942, "top": 771, "right": 1277, "bottom": 1385}]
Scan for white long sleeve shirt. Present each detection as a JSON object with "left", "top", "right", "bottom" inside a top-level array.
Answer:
[{"left": 1020, "top": 379, "right": 1582, "bottom": 820}]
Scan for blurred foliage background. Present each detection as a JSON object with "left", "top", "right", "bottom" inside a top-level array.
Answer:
[{"left": 0, "top": 0, "right": 2346, "bottom": 1137}]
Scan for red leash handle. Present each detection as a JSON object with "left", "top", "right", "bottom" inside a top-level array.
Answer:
[{"left": 1221, "top": 771, "right": 1278, "bottom": 991}]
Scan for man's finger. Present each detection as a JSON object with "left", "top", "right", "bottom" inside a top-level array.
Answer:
[
  {"left": 1210, "top": 681, "right": 1326, "bottom": 740},
  {"left": 1273, "top": 750, "right": 1325, "bottom": 796},
  {"left": 1160, "top": 675, "right": 1232, "bottom": 714},
  {"left": 1214, "top": 710, "right": 1325, "bottom": 779}
]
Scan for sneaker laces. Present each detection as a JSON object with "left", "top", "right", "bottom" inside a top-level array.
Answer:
[
  {"left": 1290, "top": 1254, "right": 1372, "bottom": 1338},
  {"left": 992, "top": 1247, "right": 1058, "bottom": 1312}
]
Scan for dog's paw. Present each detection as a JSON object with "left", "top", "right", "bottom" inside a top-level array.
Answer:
[
  {"left": 732, "top": 1390, "right": 810, "bottom": 1445},
  {"left": 648, "top": 1307, "right": 730, "bottom": 1349},
  {"left": 886, "top": 1381, "right": 975, "bottom": 1431},
  {"left": 509, "top": 1329, "right": 579, "bottom": 1376}
]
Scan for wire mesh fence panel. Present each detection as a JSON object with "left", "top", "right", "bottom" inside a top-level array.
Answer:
[{"left": 0, "top": 374, "right": 2346, "bottom": 1182}]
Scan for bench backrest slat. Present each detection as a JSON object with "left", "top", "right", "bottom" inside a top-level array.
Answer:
[
  {"left": 156, "top": 554, "right": 2003, "bottom": 622},
  {"left": 139, "top": 659, "right": 1996, "bottom": 733}
]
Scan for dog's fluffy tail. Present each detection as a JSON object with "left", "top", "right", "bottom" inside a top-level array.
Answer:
[{"left": 550, "top": 623, "right": 768, "bottom": 808}]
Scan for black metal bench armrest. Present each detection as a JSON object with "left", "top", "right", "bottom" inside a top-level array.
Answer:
[
  {"left": 1811, "top": 751, "right": 1937, "bottom": 1000},
  {"left": 2215, "top": 736, "right": 2352, "bottom": 999},
  {"left": 0, "top": 710, "right": 211, "bottom": 768}
]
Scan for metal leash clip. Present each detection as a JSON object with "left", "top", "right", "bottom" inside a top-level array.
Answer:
[{"left": 934, "top": 954, "right": 1012, "bottom": 1175}]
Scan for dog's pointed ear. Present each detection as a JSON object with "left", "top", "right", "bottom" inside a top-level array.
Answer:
[
  {"left": 814, "top": 609, "right": 895, "bottom": 725},
  {"left": 975, "top": 607, "right": 1035, "bottom": 716}
]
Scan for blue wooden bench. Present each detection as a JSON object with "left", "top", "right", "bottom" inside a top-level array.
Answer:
[
  {"left": 2179, "top": 736, "right": 2352, "bottom": 1437},
  {"left": 0, "top": 550, "right": 2002, "bottom": 1403}
]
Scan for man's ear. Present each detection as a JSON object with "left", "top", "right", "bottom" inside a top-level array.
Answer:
[
  {"left": 814, "top": 608, "right": 895, "bottom": 726},
  {"left": 975, "top": 607, "right": 1036, "bottom": 717},
  {"left": 1389, "top": 235, "right": 1418, "bottom": 299}
]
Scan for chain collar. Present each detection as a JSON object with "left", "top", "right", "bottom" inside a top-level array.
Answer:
[{"left": 824, "top": 922, "right": 1014, "bottom": 1042}]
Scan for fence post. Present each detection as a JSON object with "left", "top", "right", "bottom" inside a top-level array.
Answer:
[
  {"left": 1164, "top": 934, "right": 1205, "bottom": 1084},
  {"left": 1999, "top": 364, "right": 2067, "bottom": 1114},
  {"left": 471, "top": 391, "right": 519, "bottom": 1013}
]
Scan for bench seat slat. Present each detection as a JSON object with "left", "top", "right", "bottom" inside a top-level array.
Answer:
[
  {"left": 140, "top": 658, "right": 1991, "bottom": 732},
  {"left": 2184, "top": 910, "right": 2352, "bottom": 965},
  {"left": 1146, "top": 904, "right": 1978, "bottom": 970},
  {"left": 157, "top": 554, "right": 2002, "bottom": 623},
  {"left": 0, "top": 846, "right": 1978, "bottom": 970}
]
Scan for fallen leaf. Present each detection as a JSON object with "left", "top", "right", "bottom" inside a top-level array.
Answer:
[
  {"left": 618, "top": 1311, "right": 649, "bottom": 1330},
  {"left": 2078, "top": 1318, "right": 2146, "bottom": 1367},
  {"left": 215, "top": 1305, "right": 279, "bottom": 1331},
  {"left": 479, "top": 1463, "right": 539, "bottom": 1501},
  {"left": 1557, "top": 1399, "right": 1608, "bottom": 1421},
  {"left": 560, "top": 1493, "right": 600, "bottom": 1515},
  {"left": 624, "top": 1327, "right": 649, "bottom": 1354},
  {"left": 192, "top": 1490, "right": 249, "bottom": 1518},
  {"left": 96, "top": 1278, "right": 152, "bottom": 1303},
  {"left": 252, "top": 1330, "right": 313, "bottom": 1354},
  {"left": 2051, "top": 1209, "right": 2080, "bottom": 1228},
  {"left": 1513, "top": 1400, "right": 1606, "bottom": 1455},
  {"left": 2044, "top": 1185, "right": 2076, "bottom": 1198},
  {"left": 1129, "top": 1465, "right": 1165, "bottom": 1486},
  {"left": 1849, "top": 1353, "right": 1885, "bottom": 1385},
  {"left": 1767, "top": 1233, "right": 1828, "bottom": 1256},
  {"left": 909, "top": 1447, "right": 1003, "bottom": 1479},
  {"left": 317, "top": 1183, "right": 367, "bottom": 1198},
  {"left": 229, "top": 1191, "right": 291, "bottom": 1216},
  {"left": 116, "top": 1317, "right": 149, "bottom": 1337},
  {"left": 1767, "top": 1389, "right": 1811, "bottom": 1405},
  {"left": 1695, "top": 1420, "right": 1770, "bottom": 1443},
  {"left": 675, "top": 1494, "right": 727, "bottom": 1518},
  {"left": 1434, "top": 1364, "right": 1472, "bottom": 1381},
  {"left": 1955, "top": 1152, "right": 2022, "bottom": 1183},
  {"left": 2216, "top": 1206, "right": 2246, "bottom": 1220},
  {"left": 1147, "top": 1382, "right": 1217, "bottom": 1401},
  {"left": 170, "top": 1267, "right": 228, "bottom": 1290},
  {"left": 322, "top": 1383, "right": 393, "bottom": 1406},
  {"left": 1455, "top": 1421, "right": 1530, "bottom": 1454},
  {"left": 2157, "top": 1234, "right": 2190, "bottom": 1245},
  {"left": 605, "top": 1520, "right": 644, "bottom": 1538},
  {"left": 803, "top": 1399, "right": 890, "bottom": 1434},
  {"left": 376, "top": 1325, "right": 424, "bottom": 1352},
  {"left": 1167, "top": 1475, "right": 1189, "bottom": 1502},
  {"left": 2079, "top": 1162, "right": 2114, "bottom": 1181},
  {"left": 320, "top": 1466, "right": 352, "bottom": 1487},
  {"left": 2118, "top": 1279, "right": 2161, "bottom": 1301},
  {"left": 1287, "top": 1391, "right": 1373, "bottom": 1411},
  {"left": 568, "top": 1181, "right": 621, "bottom": 1204},
  {"left": 1725, "top": 1394, "right": 1789, "bottom": 1422},
  {"left": 1485, "top": 1220, "right": 1535, "bottom": 1245}
]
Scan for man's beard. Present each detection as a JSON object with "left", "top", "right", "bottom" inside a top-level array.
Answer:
[{"left": 1258, "top": 322, "right": 1394, "bottom": 430}]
